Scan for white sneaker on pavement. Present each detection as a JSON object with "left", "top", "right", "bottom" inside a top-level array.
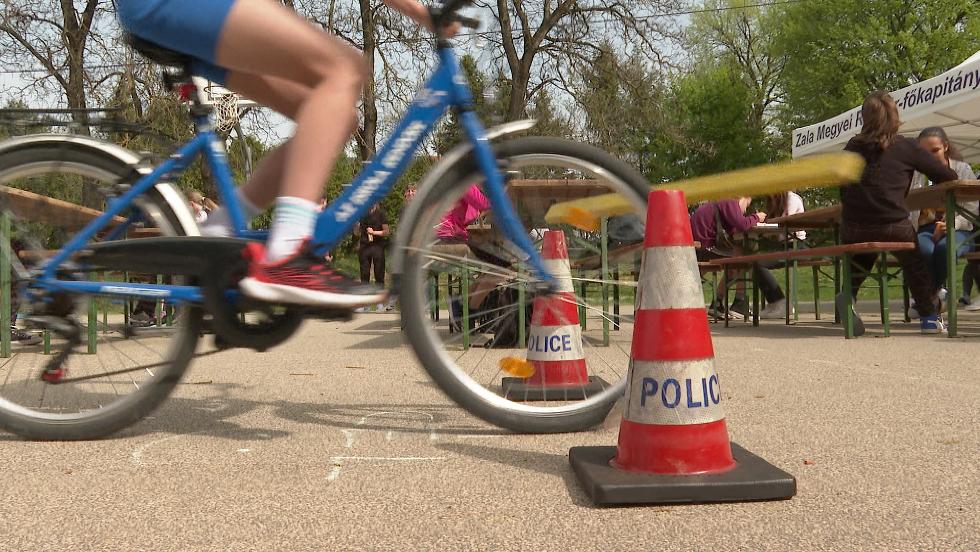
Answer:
[
  {"left": 759, "top": 298, "right": 792, "bottom": 319},
  {"left": 920, "top": 315, "right": 946, "bottom": 334}
]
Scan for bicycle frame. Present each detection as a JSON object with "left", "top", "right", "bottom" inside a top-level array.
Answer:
[{"left": 33, "top": 46, "right": 552, "bottom": 304}]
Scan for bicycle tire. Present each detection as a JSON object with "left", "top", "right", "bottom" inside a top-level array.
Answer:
[
  {"left": 0, "top": 141, "right": 202, "bottom": 440},
  {"left": 400, "top": 136, "right": 650, "bottom": 433}
]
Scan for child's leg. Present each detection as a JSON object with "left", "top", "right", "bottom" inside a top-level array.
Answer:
[
  {"left": 214, "top": 0, "right": 366, "bottom": 259},
  {"left": 216, "top": 0, "right": 364, "bottom": 200},
  {"left": 209, "top": 0, "right": 385, "bottom": 306},
  {"left": 213, "top": 75, "right": 311, "bottom": 210}
]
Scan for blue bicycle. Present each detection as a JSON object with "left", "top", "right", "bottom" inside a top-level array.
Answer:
[{"left": 0, "top": 0, "right": 651, "bottom": 439}]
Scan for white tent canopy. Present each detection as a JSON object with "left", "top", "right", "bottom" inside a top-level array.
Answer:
[{"left": 792, "top": 50, "right": 980, "bottom": 163}]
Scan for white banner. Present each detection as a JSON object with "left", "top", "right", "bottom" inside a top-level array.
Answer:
[{"left": 792, "top": 51, "right": 980, "bottom": 160}]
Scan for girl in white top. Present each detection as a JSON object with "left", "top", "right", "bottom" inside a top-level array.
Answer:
[
  {"left": 909, "top": 127, "right": 978, "bottom": 304},
  {"left": 766, "top": 191, "right": 806, "bottom": 242}
]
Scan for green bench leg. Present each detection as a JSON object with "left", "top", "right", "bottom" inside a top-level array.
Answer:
[
  {"left": 902, "top": 277, "right": 911, "bottom": 323},
  {"left": 833, "top": 226, "right": 842, "bottom": 324},
  {"left": 87, "top": 273, "right": 97, "bottom": 354},
  {"left": 517, "top": 263, "right": 526, "bottom": 349},
  {"left": 792, "top": 259, "right": 799, "bottom": 322},
  {"left": 783, "top": 244, "right": 791, "bottom": 325},
  {"left": 612, "top": 267, "right": 620, "bottom": 331},
  {"left": 123, "top": 271, "right": 130, "bottom": 327},
  {"left": 155, "top": 274, "right": 163, "bottom": 327},
  {"left": 712, "top": 271, "right": 719, "bottom": 313},
  {"left": 429, "top": 273, "right": 437, "bottom": 322},
  {"left": 783, "top": 234, "right": 796, "bottom": 324},
  {"left": 1, "top": 211, "right": 10, "bottom": 359},
  {"left": 461, "top": 264, "right": 470, "bottom": 350},
  {"left": 946, "top": 190, "right": 958, "bottom": 337},
  {"left": 102, "top": 272, "right": 108, "bottom": 334},
  {"left": 723, "top": 269, "right": 731, "bottom": 328},
  {"left": 601, "top": 217, "right": 610, "bottom": 346},
  {"left": 812, "top": 266, "right": 821, "bottom": 320},
  {"left": 879, "top": 252, "right": 890, "bottom": 337},
  {"left": 167, "top": 294, "right": 175, "bottom": 326},
  {"left": 843, "top": 253, "right": 855, "bottom": 339},
  {"left": 752, "top": 266, "right": 760, "bottom": 327},
  {"left": 578, "top": 277, "right": 587, "bottom": 331}
]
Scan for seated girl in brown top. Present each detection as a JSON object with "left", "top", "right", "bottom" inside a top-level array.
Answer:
[{"left": 840, "top": 90, "right": 958, "bottom": 335}]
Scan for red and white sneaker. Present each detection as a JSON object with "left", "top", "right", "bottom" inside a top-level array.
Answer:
[{"left": 239, "top": 241, "right": 387, "bottom": 307}]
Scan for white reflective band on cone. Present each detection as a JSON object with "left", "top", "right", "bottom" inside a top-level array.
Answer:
[
  {"left": 637, "top": 247, "right": 704, "bottom": 311},
  {"left": 623, "top": 359, "right": 726, "bottom": 425},
  {"left": 526, "top": 324, "right": 585, "bottom": 361},
  {"left": 542, "top": 259, "right": 574, "bottom": 293}
]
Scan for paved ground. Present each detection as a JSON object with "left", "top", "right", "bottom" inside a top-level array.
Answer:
[{"left": 0, "top": 308, "right": 977, "bottom": 551}]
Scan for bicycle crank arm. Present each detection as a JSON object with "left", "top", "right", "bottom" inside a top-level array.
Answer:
[{"left": 25, "top": 316, "right": 81, "bottom": 384}]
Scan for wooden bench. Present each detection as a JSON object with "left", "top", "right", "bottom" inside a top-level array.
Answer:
[
  {"left": 710, "top": 242, "right": 916, "bottom": 337},
  {"left": 571, "top": 242, "right": 643, "bottom": 271},
  {"left": 0, "top": 186, "right": 171, "bottom": 357}
]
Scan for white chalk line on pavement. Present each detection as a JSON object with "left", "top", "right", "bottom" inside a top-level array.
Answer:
[
  {"left": 326, "top": 455, "right": 448, "bottom": 483},
  {"left": 340, "top": 409, "right": 438, "bottom": 449},
  {"left": 131, "top": 432, "right": 199, "bottom": 467}
]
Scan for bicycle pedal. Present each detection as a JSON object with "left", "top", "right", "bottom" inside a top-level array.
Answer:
[{"left": 41, "top": 366, "right": 67, "bottom": 384}]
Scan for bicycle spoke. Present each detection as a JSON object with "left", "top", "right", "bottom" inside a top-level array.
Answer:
[
  {"left": 398, "top": 138, "right": 652, "bottom": 432},
  {"left": 0, "top": 150, "right": 203, "bottom": 439}
]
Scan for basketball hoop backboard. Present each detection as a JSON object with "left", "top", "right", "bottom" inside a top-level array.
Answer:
[{"left": 192, "top": 76, "right": 258, "bottom": 108}]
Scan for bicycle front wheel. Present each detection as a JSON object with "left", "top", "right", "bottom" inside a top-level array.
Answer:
[
  {"left": 400, "top": 137, "right": 651, "bottom": 433},
  {"left": 0, "top": 140, "right": 202, "bottom": 440}
]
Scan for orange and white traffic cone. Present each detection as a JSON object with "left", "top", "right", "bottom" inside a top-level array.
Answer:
[
  {"left": 502, "top": 230, "right": 607, "bottom": 401},
  {"left": 568, "top": 189, "right": 796, "bottom": 505}
]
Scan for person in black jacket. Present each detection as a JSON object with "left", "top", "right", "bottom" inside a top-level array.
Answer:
[
  {"left": 355, "top": 203, "right": 390, "bottom": 310},
  {"left": 839, "top": 90, "right": 958, "bottom": 335}
]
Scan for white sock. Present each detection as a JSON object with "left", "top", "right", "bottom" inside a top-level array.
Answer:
[
  {"left": 201, "top": 189, "right": 263, "bottom": 237},
  {"left": 265, "top": 196, "right": 317, "bottom": 262}
]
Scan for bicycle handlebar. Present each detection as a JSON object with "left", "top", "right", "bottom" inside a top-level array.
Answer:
[
  {"left": 455, "top": 14, "right": 481, "bottom": 30},
  {"left": 431, "top": 0, "right": 479, "bottom": 32},
  {"left": 439, "top": 0, "right": 474, "bottom": 17}
]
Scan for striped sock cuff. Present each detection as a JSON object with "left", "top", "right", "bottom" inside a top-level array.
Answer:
[{"left": 273, "top": 197, "right": 317, "bottom": 227}]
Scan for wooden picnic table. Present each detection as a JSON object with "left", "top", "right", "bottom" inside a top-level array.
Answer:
[
  {"left": 770, "top": 180, "right": 980, "bottom": 229},
  {"left": 0, "top": 185, "right": 128, "bottom": 231},
  {"left": 0, "top": 184, "right": 167, "bottom": 357},
  {"left": 768, "top": 205, "right": 841, "bottom": 229},
  {"left": 762, "top": 179, "right": 980, "bottom": 336}
]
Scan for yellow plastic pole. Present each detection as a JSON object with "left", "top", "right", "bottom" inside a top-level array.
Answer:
[{"left": 545, "top": 152, "right": 866, "bottom": 231}]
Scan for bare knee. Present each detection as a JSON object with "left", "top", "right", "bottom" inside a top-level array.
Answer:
[{"left": 308, "top": 43, "right": 366, "bottom": 95}]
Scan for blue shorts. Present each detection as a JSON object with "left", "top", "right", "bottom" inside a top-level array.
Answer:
[{"left": 116, "top": 0, "right": 235, "bottom": 84}]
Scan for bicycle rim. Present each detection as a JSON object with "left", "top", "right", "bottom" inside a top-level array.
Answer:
[
  {"left": 401, "top": 137, "right": 650, "bottom": 433},
  {"left": 0, "top": 144, "right": 201, "bottom": 440}
]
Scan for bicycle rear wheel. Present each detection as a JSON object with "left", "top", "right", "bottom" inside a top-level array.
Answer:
[
  {"left": 400, "top": 137, "right": 650, "bottom": 433},
  {"left": 0, "top": 141, "right": 202, "bottom": 440}
]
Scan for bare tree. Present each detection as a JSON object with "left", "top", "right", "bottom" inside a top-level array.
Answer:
[
  {"left": 686, "top": 0, "right": 784, "bottom": 130},
  {"left": 0, "top": 0, "right": 120, "bottom": 131},
  {"left": 289, "top": 0, "right": 431, "bottom": 161},
  {"left": 475, "top": 0, "right": 680, "bottom": 121}
]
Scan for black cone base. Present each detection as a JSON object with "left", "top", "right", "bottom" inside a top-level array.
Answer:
[
  {"left": 569, "top": 443, "right": 796, "bottom": 506},
  {"left": 502, "top": 376, "right": 609, "bottom": 401}
]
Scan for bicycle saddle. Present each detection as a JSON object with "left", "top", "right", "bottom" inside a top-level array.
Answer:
[{"left": 124, "top": 33, "right": 192, "bottom": 68}]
